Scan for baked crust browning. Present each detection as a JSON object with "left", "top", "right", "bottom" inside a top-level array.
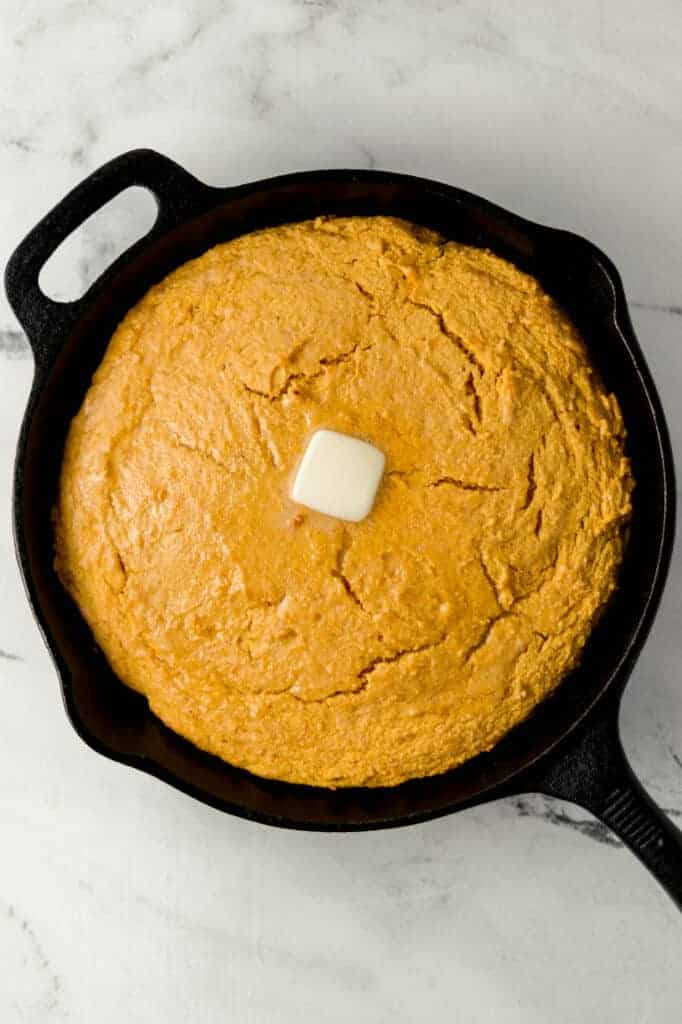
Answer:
[{"left": 55, "top": 217, "right": 633, "bottom": 787}]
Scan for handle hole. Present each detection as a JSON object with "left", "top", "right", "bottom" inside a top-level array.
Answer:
[{"left": 38, "top": 186, "right": 158, "bottom": 302}]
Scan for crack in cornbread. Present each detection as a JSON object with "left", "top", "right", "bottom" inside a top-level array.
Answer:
[{"left": 55, "top": 216, "right": 633, "bottom": 787}]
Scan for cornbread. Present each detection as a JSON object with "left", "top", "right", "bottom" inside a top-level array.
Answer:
[{"left": 55, "top": 216, "right": 633, "bottom": 787}]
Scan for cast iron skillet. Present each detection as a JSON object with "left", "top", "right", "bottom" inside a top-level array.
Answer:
[{"left": 6, "top": 149, "right": 682, "bottom": 908}]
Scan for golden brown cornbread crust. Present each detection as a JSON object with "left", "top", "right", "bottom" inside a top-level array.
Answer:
[{"left": 55, "top": 216, "right": 633, "bottom": 788}]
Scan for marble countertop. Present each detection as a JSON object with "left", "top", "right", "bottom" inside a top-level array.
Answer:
[{"left": 1, "top": 1, "right": 681, "bottom": 1020}]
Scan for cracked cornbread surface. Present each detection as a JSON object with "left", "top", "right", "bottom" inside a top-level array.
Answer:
[{"left": 55, "top": 216, "right": 633, "bottom": 787}]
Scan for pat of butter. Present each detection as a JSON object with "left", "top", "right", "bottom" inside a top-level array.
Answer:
[{"left": 291, "top": 429, "right": 386, "bottom": 523}]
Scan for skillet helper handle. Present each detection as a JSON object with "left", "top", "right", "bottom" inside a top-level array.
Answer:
[
  {"left": 4, "top": 148, "right": 211, "bottom": 364},
  {"left": 527, "top": 703, "right": 682, "bottom": 910}
]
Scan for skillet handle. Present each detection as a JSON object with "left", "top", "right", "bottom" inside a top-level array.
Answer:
[
  {"left": 4, "top": 148, "right": 214, "bottom": 366},
  {"left": 523, "top": 697, "right": 682, "bottom": 910}
]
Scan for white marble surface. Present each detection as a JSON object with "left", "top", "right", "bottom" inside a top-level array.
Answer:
[{"left": 1, "top": 1, "right": 681, "bottom": 1020}]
